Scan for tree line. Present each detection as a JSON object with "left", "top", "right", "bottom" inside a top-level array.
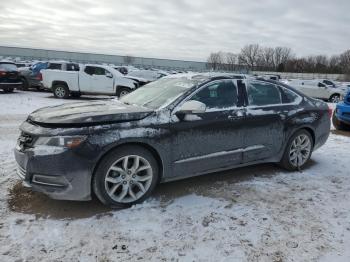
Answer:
[{"left": 207, "top": 44, "right": 350, "bottom": 76}]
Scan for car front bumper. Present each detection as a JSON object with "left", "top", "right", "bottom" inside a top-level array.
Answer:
[{"left": 14, "top": 144, "right": 94, "bottom": 201}]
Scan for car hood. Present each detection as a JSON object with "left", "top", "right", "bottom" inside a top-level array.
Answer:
[{"left": 27, "top": 100, "right": 154, "bottom": 127}]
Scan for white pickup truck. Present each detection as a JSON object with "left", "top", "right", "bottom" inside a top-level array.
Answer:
[{"left": 42, "top": 64, "right": 138, "bottom": 98}]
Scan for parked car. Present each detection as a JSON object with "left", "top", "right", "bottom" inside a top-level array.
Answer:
[
  {"left": 19, "top": 61, "right": 80, "bottom": 91},
  {"left": 15, "top": 62, "right": 32, "bottom": 68},
  {"left": 0, "top": 61, "right": 22, "bottom": 93},
  {"left": 42, "top": 64, "right": 138, "bottom": 98},
  {"left": 332, "top": 90, "right": 350, "bottom": 130},
  {"left": 127, "top": 69, "right": 168, "bottom": 83},
  {"left": 14, "top": 74, "right": 330, "bottom": 207},
  {"left": 113, "top": 67, "right": 150, "bottom": 87},
  {"left": 286, "top": 79, "right": 347, "bottom": 103},
  {"left": 256, "top": 74, "right": 281, "bottom": 81},
  {"left": 114, "top": 66, "right": 128, "bottom": 75}
]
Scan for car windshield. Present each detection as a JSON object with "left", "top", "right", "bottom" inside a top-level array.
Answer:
[
  {"left": 0, "top": 63, "right": 17, "bottom": 71},
  {"left": 120, "top": 77, "right": 200, "bottom": 109}
]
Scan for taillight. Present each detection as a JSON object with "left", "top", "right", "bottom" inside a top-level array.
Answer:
[
  {"left": 328, "top": 107, "right": 333, "bottom": 118},
  {"left": 0, "top": 70, "right": 6, "bottom": 76},
  {"left": 36, "top": 73, "right": 42, "bottom": 81}
]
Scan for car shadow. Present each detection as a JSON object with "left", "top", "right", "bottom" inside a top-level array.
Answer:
[
  {"left": 7, "top": 161, "right": 318, "bottom": 220},
  {"left": 331, "top": 129, "right": 350, "bottom": 137}
]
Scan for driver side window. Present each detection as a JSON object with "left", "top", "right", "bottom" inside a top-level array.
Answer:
[{"left": 191, "top": 80, "right": 237, "bottom": 109}]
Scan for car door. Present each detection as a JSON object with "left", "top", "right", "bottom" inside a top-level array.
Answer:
[
  {"left": 299, "top": 81, "right": 315, "bottom": 97},
  {"left": 317, "top": 82, "right": 331, "bottom": 99},
  {"left": 242, "top": 80, "right": 286, "bottom": 163},
  {"left": 79, "top": 66, "right": 94, "bottom": 92},
  {"left": 170, "top": 79, "right": 246, "bottom": 177},
  {"left": 89, "top": 66, "right": 114, "bottom": 94}
]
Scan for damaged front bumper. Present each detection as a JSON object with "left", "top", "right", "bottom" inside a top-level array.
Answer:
[{"left": 14, "top": 139, "right": 94, "bottom": 201}]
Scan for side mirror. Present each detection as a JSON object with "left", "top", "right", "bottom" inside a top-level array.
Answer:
[
  {"left": 106, "top": 72, "right": 113, "bottom": 78},
  {"left": 175, "top": 100, "right": 206, "bottom": 120}
]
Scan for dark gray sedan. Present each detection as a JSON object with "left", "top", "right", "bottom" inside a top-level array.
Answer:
[{"left": 14, "top": 74, "right": 331, "bottom": 207}]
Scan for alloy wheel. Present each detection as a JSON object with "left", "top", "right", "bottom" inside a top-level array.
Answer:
[
  {"left": 104, "top": 155, "right": 153, "bottom": 203},
  {"left": 289, "top": 134, "right": 312, "bottom": 167},
  {"left": 119, "top": 90, "right": 130, "bottom": 97},
  {"left": 55, "top": 86, "right": 66, "bottom": 98},
  {"left": 331, "top": 95, "right": 340, "bottom": 103}
]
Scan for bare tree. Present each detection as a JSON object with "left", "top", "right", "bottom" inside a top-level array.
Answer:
[
  {"left": 238, "top": 44, "right": 261, "bottom": 68},
  {"left": 207, "top": 52, "right": 224, "bottom": 70},
  {"left": 259, "top": 47, "right": 275, "bottom": 69},
  {"left": 340, "top": 50, "right": 350, "bottom": 74},
  {"left": 273, "top": 47, "right": 293, "bottom": 71},
  {"left": 329, "top": 55, "right": 341, "bottom": 74},
  {"left": 208, "top": 45, "right": 348, "bottom": 74},
  {"left": 225, "top": 52, "right": 238, "bottom": 71}
]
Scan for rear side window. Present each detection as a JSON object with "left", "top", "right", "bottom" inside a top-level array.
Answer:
[
  {"left": 192, "top": 80, "right": 238, "bottom": 109},
  {"left": 247, "top": 82, "right": 281, "bottom": 106},
  {"left": 47, "top": 63, "right": 62, "bottom": 70},
  {"left": 67, "top": 63, "right": 79, "bottom": 71},
  {"left": 280, "top": 86, "right": 302, "bottom": 104},
  {"left": 84, "top": 66, "right": 95, "bottom": 75}
]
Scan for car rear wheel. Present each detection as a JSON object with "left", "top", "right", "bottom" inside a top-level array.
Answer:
[
  {"left": 117, "top": 87, "right": 132, "bottom": 97},
  {"left": 93, "top": 146, "right": 159, "bottom": 208},
  {"left": 20, "top": 77, "right": 29, "bottom": 90},
  {"left": 53, "top": 85, "right": 69, "bottom": 99},
  {"left": 330, "top": 94, "right": 340, "bottom": 103},
  {"left": 280, "top": 130, "right": 313, "bottom": 171}
]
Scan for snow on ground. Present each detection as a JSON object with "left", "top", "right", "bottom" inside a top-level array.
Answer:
[{"left": 0, "top": 91, "right": 350, "bottom": 261}]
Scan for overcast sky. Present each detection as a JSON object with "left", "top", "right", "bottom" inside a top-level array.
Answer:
[{"left": 0, "top": 0, "right": 349, "bottom": 61}]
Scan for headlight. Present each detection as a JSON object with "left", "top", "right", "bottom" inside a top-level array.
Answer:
[{"left": 34, "top": 136, "right": 87, "bottom": 148}]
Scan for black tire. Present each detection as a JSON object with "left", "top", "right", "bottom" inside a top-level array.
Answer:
[
  {"left": 116, "top": 87, "right": 132, "bottom": 97},
  {"left": 53, "top": 84, "right": 70, "bottom": 99},
  {"left": 279, "top": 129, "right": 314, "bottom": 171},
  {"left": 20, "top": 77, "right": 29, "bottom": 90},
  {"left": 93, "top": 145, "right": 160, "bottom": 208},
  {"left": 329, "top": 94, "right": 340, "bottom": 103},
  {"left": 3, "top": 87, "right": 14, "bottom": 93}
]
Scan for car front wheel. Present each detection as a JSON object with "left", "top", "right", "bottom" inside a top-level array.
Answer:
[
  {"left": 117, "top": 87, "right": 132, "bottom": 97},
  {"left": 93, "top": 146, "right": 159, "bottom": 208},
  {"left": 330, "top": 94, "right": 340, "bottom": 103},
  {"left": 280, "top": 130, "right": 313, "bottom": 171}
]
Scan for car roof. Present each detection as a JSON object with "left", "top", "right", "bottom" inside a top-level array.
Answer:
[{"left": 0, "top": 60, "right": 15, "bottom": 64}]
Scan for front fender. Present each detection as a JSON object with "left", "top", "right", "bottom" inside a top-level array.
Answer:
[{"left": 116, "top": 77, "right": 136, "bottom": 89}]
